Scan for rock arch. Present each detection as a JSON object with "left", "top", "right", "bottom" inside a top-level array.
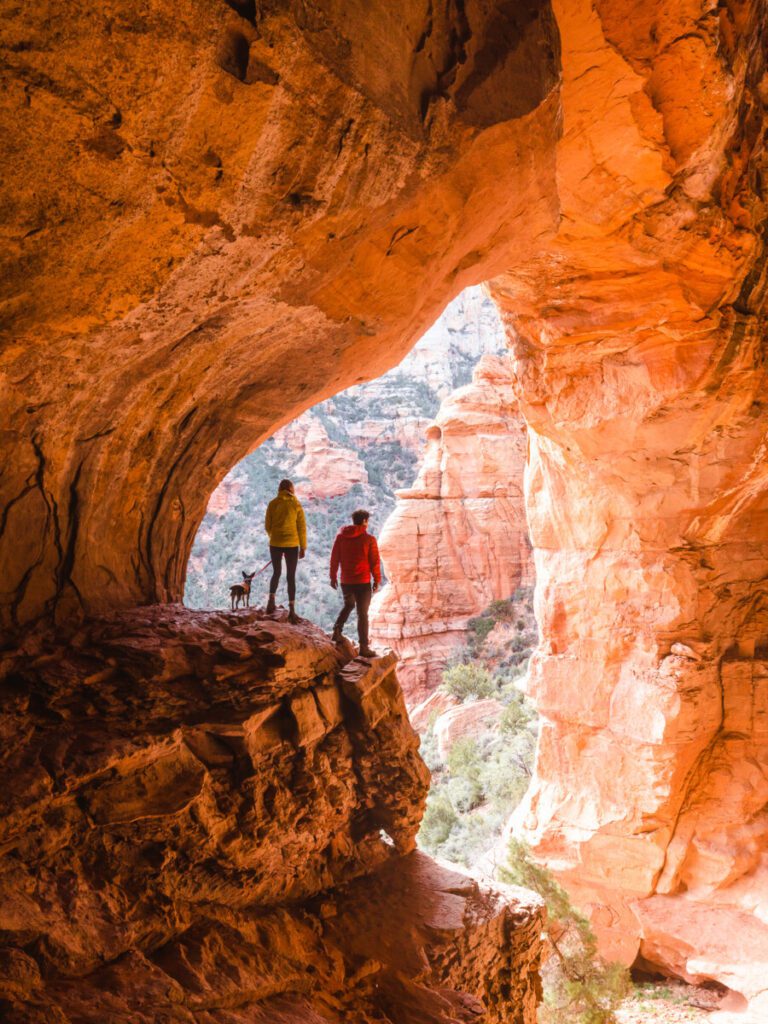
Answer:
[{"left": 3, "top": 0, "right": 768, "bottom": 1005}]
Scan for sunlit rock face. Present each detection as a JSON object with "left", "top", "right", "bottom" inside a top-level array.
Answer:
[
  {"left": 491, "top": 0, "right": 768, "bottom": 1007},
  {"left": 373, "top": 355, "right": 533, "bottom": 702},
  {"left": 291, "top": 417, "right": 369, "bottom": 500},
  {"left": 0, "top": 606, "right": 544, "bottom": 1021}
]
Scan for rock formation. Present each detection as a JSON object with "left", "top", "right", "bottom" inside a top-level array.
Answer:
[
  {"left": 373, "top": 355, "right": 534, "bottom": 702},
  {"left": 493, "top": 0, "right": 768, "bottom": 1010},
  {"left": 185, "top": 286, "right": 505, "bottom": 621},
  {"left": 0, "top": 606, "right": 544, "bottom": 1021},
  {"left": 435, "top": 698, "right": 505, "bottom": 761},
  {"left": 0, "top": 1, "right": 560, "bottom": 631},
  {"left": 3, "top": 0, "right": 768, "bottom": 1013},
  {"left": 293, "top": 418, "right": 369, "bottom": 499}
]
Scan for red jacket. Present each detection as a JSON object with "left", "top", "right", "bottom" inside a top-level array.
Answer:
[{"left": 330, "top": 524, "right": 381, "bottom": 585}]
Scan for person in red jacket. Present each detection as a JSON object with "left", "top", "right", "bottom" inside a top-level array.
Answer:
[{"left": 330, "top": 509, "right": 381, "bottom": 658}]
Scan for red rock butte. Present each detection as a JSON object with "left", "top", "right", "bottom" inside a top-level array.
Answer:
[{"left": 2, "top": 0, "right": 768, "bottom": 1018}]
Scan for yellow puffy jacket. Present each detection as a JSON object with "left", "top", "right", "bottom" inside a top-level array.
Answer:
[{"left": 265, "top": 491, "right": 307, "bottom": 549}]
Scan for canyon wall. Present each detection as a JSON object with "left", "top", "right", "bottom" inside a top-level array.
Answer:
[
  {"left": 0, "top": 606, "right": 544, "bottom": 1021},
  {"left": 373, "top": 354, "right": 533, "bottom": 703},
  {"left": 491, "top": 0, "right": 768, "bottom": 1010},
  {"left": 184, "top": 285, "right": 505, "bottom": 625}
]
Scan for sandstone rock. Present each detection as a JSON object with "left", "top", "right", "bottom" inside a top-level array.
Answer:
[
  {"left": 0, "top": 851, "right": 544, "bottom": 1024},
  {"left": 293, "top": 418, "right": 368, "bottom": 500},
  {"left": 0, "top": 607, "right": 543, "bottom": 1022},
  {"left": 372, "top": 355, "right": 534, "bottom": 702},
  {"left": 435, "top": 698, "right": 504, "bottom": 760},
  {"left": 3, "top": 0, "right": 768, "bottom": 1011},
  {"left": 632, "top": 895, "right": 768, "bottom": 1010},
  {"left": 0, "top": 2, "right": 560, "bottom": 629},
  {"left": 0, "top": 606, "right": 427, "bottom": 976},
  {"left": 409, "top": 688, "right": 461, "bottom": 732},
  {"left": 206, "top": 474, "right": 243, "bottom": 517},
  {"left": 501, "top": 0, "right": 768, "bottom": 1006}
]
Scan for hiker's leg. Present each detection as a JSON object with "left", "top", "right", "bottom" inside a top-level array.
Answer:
[
  {"left": 269, "top": 546, "right": 283, "bottom": 594},
  {"left": 334, "top": 584, "right": 356, "bottom": 631},
  {"left": 284, "top": 547, "right": 299, "bottom": 603},
  {"left": 355, "top": 584, "right": 373, "bottom": 647}
]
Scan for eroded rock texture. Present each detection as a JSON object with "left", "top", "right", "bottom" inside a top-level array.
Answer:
[
  {"left": 0, "top": 0, "right": 560, "bottom": 631},
  {"left": 373, "top": 355, "right": 533, "bottom": 702},
  {"left": 492, "top": 0, "right": 768, "bottom": 1009},
  {"left": 0, "top": 606, "right": 544, "bottom": 1021}
]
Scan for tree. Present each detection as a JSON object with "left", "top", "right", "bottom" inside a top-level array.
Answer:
[{"left": 501, "top": 839, "right": 630, "bottom": 1024}]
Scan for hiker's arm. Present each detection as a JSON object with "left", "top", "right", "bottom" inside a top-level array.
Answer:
[
  {"left": 370, "top": 537, "right": 381, "bottom": 589},
  {"left": 297, "top": 504, "right": 307, "bottom": 553}
]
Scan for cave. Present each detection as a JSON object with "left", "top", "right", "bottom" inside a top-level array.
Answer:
[{"left": 2, "top": 0, "right": 768, "bottom": 1021}]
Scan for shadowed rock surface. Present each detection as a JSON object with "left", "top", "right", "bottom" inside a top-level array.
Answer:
[
  {"left": 0, "top": 0, "right": 560, "bottom": 629},
  {"left": 0, "top": 606, "right": 543, "bottom": 1021}
]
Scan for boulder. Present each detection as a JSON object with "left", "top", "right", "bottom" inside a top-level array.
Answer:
[{"left": 435, "top": 698, "right": 504, "bottom": 760}]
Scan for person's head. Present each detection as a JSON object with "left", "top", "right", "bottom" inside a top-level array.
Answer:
[
  {"left": 351, "top": 509, "right": 370, "bottom": 527},
  {"left": 278, "top": 479, "right": 294, "bottom": 494}
]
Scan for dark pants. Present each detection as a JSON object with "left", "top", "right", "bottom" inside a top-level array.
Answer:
[
  {"left": 269, "top": 546, "right": 299, "bottom": 602},
  {"left": 334, "top": 583, "right": 372, "bottom": 646}
]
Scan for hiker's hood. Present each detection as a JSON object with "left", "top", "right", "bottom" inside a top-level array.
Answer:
[
  {"left": 338, "top": 524, "right": 368, "bottom": 538},
  {"left": 276, "top": 490, "right": 299, "bottom": 503}
]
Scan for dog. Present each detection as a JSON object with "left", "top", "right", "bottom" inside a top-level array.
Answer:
[{"left": 230, "top": 570, "right": 256, "bottom": 610}]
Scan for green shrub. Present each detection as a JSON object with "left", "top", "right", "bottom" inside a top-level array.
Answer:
[
  {"left": 502, "top": 839, "right": 631, "bottom": 1024},
  {"left": 445, "top": 775, "right": 483, "bottom": 812},
  {"left": 479, "top": 738, "right": 534, "bottom": 810},
  {"left": 446, "top": 737, "right": 482, "bottom": 781},
  {"left": 441, "top": 662, "right": 496, "bottom": 700},
  {"left": 467, "top": 615, "right": 496, "bottom": 644},
  {"left": 419, "top": 726, "right": 443, "bottom": 772},
  {"left": 438, "top": 813, "right": 497, "bottom": 866},
  {"left": 487, "top": 598, "right": 515, "bottom": 621},
  {"left": 419, "top": 793, "right": 458, "bottom": 850},
  {"left": 501, "top": 696, "right": 532, "bottom": 737}
]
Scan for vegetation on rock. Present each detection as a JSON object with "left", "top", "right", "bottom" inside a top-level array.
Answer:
[
  {"left": 502, "top": 839, "right": 631, "bottom": 1024},
  {"left": 417, "top": 588, "right": 538, "bottom": 867},
  {"left": 185, "top": 288, "right": 505, "bottom": 630}
]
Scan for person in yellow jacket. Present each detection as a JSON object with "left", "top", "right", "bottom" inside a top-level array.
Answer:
[{"left": 265, "top": 479, "right": 306, "bottom": 622}]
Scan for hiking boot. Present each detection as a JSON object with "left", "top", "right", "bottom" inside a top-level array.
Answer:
[
  {"left": 265, "top": 593, "right": 276, "bottom": 615},
  {"left": 288, "top": 603, "right": 299, "bottom": 624},
  {"left": 358, "top": 646, "right": 377, "bottom": 659},
  {"left": 331, "top": 626, "right": 344, "bottom": 644}
]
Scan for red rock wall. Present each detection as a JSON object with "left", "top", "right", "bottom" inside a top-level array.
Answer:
[
  {"left": 372, "top": 355, "right": 533, "bottom": 703},
  {"left": 494, "top": 0, "right": 768, "bottom": 1006},
  {"left": 0, "top": 0, "right": 560, "bottom": 632}
]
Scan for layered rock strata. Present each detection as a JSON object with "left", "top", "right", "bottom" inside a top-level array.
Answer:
[
  {"left": 0, "top": 0, "right": 560, "bottom": 631},
  {"left": 435, "top": 698, "right": 505, "bottom": 761},
  {"left": 0, "top": 606, "right": 544, "bottom": 1022},
  {"left": 373, "top": 355, "right": 533, "bottom": 702},
  {"left": 491, "top": 0, "right": 768, "bottom": 1007}
]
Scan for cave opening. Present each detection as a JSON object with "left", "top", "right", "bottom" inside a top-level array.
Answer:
[{"left": 185, "top": 283, "right": 541, "bottom": 875}]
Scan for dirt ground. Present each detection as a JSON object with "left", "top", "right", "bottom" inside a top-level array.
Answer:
[{"left": 617, "top": 979, "right": 728, "bottom": 1022}]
